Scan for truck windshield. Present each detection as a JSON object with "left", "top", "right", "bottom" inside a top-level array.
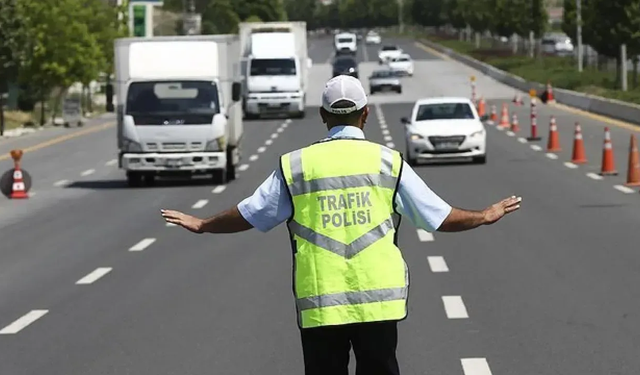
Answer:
[
  {"left": 250, "top": 58, "right": 297, "bottom": 76},
  {"left": 125, "top": 80, "right": 220, "bottom": 121}
]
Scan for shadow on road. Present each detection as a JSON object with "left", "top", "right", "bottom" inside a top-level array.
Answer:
[{"left": 66, "top": 178, "right": 218, "bottom": 190}]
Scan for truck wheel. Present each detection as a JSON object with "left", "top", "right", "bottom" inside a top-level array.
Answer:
[
  {"left": 143, "top": 174, "right": 155, "bottom": 186},
  {"left": 296, "top": 110, "right": 306, "bottom": 119},
  {"left": 212, "top": 169, "right": 227, "bottom": 184},
  {"left": 126, "top": 172, "right": 143, "bottom": 187},
  {"left": 226, "top": 149, "right": 237, "bottom": 181}
]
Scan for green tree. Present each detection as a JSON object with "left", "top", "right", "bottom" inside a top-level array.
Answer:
[
  {"left": 202, "top": 0, "right": 241, "bottom": 34},
  {"left": 284, "top": 0, "right": 318, "bottom": 28},
  {"left": 412, "top": 0, "right": 446, "bottom": 28},
  {"left": 458, "top": 0, "right": 494, "bottom": 34},
  {"left": 492, "top": 0, "right": 525, "bottom": 38},
  {"left": 233, "top": 0, "right": 287, "bottom": 23},
  {"left": 443, "top": 0, "right": 467, "bottom": 30},
  {"left": 561, "top": 0, "right": 577, "bottom": 42}
]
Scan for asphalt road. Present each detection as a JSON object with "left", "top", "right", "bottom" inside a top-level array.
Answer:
[{"left": 2, "top": 35, "right": 640, "bottom": 375}]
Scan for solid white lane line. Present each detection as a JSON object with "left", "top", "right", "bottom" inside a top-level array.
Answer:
[
  {"left": 271, "top": 133, "right": 278, "bottom": 139},
  {"left": 614, "top": 185, "right": 635, "bottom": 194},
  {"left": 53, "top": 179, "right": 70, "bottom": 187},
  {"left": 81, "top": 169, "right": 95, "bottom": 176},
  {"left": 461, "top": 358, "right": 493, "bottom": 375},
  {"left": 506, "top": 131, "right": 515, "bottom": 136},
  {"left": 530, "top": 145, "right": 542, "bottom": 151},
  {"left": 0, "top": 310, "right": 49, "bottom": 334},
  {"left": 564, "top": 162, "right": 578, "bottom": 169},
  {"left": 212, "top": 185, "right": 226, "bottom": 194},
  {"left": 192, "top": 199, "right": 208, "bottom": 209},
  {"left": 239, "top": 164, "right": 250, "bottom": 171},
  {"left": 249, "top": 154, "right": 259, "bottom": 161},
  {"left": 265, "top": 139, "right": 273, "bottom": 145},
  {"left": 105, "top": 159, "right": 118, "bottom": 166},
  {"left": 442, "top": 296, "right": 469, "bottom": 319},
  {"left": 417, "top": 229, "right": 434, "bottom": 242},
  {"left": 545, "top": 153, "right": 558, "bottom": 159},
  {"left": 257, "top": 146, "right": 267, "bottom": 153},
  {"left": 517, "top": 137, "right": 527, "bottom": 143},
  {"left": 76, "top": 267, "right": 112, "bottom": 285},
  {"left": 586, "top": 172, "right": 603, "bottom": 180},
  {"left": 386, "top": 142, "right": 395, "bottom": 148},
  {"left": 129, "top": 238, "right": 156, "bottom": 252},
  {"left": 383, "top": 135, "right": 393, "bottom": 141},
  {"left": 382, "top": 129, "right": 390, "bottom": 135},
  {"left": 427, "top": 256, "right": 449, "bottom": 272}
]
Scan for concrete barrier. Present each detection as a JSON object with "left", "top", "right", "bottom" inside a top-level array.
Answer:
[{"left": 419, "top": 38, "right": 640, "bottom": 126}]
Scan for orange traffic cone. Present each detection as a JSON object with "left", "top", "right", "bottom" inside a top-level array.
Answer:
[
  {"left": 624, "top": 134, "right": 640, "bottom": 186},
  {"left": 571, "top": 122, "right": 587, "bottom": 164},
  {"left": 498, "top": 103, "right": 510, "bottom": 128},
  {"left": 510, "top": 114, "right": 520, "bottom": 132},
  {"left": 9, "top": 150, "right": 28, "bottom": 199},
  {"left": 545, "top": 81, "right": 556, "bottom": 103},
  {"left": 600, "top": 127, "right": 618, "bottom": 176},
  {"left": 488, "top": 105, "right": 497, "bottom": 125},
  {"left": 512, "top": 93, "right": 523, "bottom": 106},
  {"left": 477, "top": 97, "right": 486, "bottom": 117},
  {"left": 546, "top": 116, "right": 561, "bottom": 152}
]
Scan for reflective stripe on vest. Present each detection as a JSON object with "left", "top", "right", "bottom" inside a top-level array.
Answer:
[{"left": 281, "top": 139, "right": 409, "bottom": 329}]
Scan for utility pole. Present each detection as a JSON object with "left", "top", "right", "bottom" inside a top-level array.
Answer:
[
  {"left": 576, "top": 0, "right": 583, "bottom": 72},
  {"left": 398, "top": 0, "right": 404, "bottom": 35}
]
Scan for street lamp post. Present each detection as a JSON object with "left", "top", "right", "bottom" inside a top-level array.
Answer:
[{"left": 576, "top": 0, "right": 583, "bottom": 72}]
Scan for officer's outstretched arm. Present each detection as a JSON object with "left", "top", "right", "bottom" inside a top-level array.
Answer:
[
  {"left": 161, "top": 206, "right": 254, "bottom": 234},
  {"left": 437, "top": 195, "right": 522, "bottom": 232}
]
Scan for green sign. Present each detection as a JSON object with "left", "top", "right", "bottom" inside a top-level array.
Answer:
[{"left": 133, "top": 4, "right": 146, "bottom": 37}]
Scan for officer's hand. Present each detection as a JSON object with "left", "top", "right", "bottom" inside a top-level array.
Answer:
[
  {"left": 161, "top": 209, "right": 204, "bottom": 233},
  {"left": 483, "top": 196, "right": 522, "bottom": 225}
]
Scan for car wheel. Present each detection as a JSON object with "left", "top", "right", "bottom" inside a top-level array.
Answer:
[
  {"left": 396, "top": 87, "right": 402, "bottom": 94},
  {"left": 473, "top": 155, "right": 487, "bottom": 164},
  {"left": 126, "top": 172, "right": 143, "bottom": 187},
  {"left": 212, "top": 168, "right": 228, "bottom": 184},
  {"left": 370, "top": 89, "right": 376, "bottom": 95}
]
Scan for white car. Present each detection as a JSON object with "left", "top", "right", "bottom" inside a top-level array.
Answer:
[
  {"left": 388, "top": 54, "right": 414, "bottom": 76},
  {"left": 378, "top": 45, "right": 403, "bottom": 64},
  {"left": 335, "top": 32, "right": 357, "bottom": 55},
  {"left": 365, "top": 31, "right": 381, "bottom": 44},
  {"left": 402, "top": 97, "right": 487, "bottom": 165}
]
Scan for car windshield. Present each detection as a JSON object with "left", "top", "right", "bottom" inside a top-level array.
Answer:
[
  {"left": 382, "top": 46, "right": 398, "bottom": 51},
  {"left": 415, "top": 103, "right": 475, "bottom": 121},
  {"left": 126, "top": 80, "right": 219, "bottom": 116},
  {"left": 338, "top": 37, "right": 354, "bottom": 43},
  {"left": 372, "top": 70, "right": 396, "bottom": 78},
  {"left": 394, "top": 57, "right": 410, "bottom": 62},
  {"left": 250, "top": 58, "right": 297, "bottom": 76}
]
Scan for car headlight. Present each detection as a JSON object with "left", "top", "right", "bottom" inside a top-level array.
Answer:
[
  {"left": 470, "top": 130, "right": 485, "bottom": 138},
  {"left": 410, "top": 134, "right": 423, "bottom": 141},
  {"left": 122, "top": 138, "right": 142, "bottom": 152},
  {"left": 206, "top": 136, "right": 226, "bottom": 151}
]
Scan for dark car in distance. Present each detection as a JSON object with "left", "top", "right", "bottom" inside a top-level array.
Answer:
[{"left": 332, "top": 56, "right": 359, "bottom": 79}]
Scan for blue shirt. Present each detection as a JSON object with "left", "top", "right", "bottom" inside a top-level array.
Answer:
[{"left": 237, "top": 126, "right": 453, "bottom": 233}]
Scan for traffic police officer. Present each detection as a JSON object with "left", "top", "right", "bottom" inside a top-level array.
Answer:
[{"left": 161, "top": 75, "right": 522, "bottom": 375}]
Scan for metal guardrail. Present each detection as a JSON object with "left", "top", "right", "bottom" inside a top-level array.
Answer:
[{"left": 419, "top": 38, "right": 640, "bottom": 126}]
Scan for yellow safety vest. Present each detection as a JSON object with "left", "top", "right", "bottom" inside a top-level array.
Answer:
[{"left": 280, "top": 138, "right": 409, "bottom": 329}]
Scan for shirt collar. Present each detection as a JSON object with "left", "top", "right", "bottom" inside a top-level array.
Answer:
[{"left": 327, "top": 125, "right": 365, "bottom": 140}]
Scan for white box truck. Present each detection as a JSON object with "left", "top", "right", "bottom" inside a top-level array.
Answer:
[
  {"left": 239, "top": 22, "right": 311, "bottom": 119},
  {"left": 114, "top": 35, "right": 243, "bottom": 186}
]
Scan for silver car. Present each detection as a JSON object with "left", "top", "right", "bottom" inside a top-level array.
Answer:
[{"left": 369, "top": 69, "right": 402, "bottom": 95}]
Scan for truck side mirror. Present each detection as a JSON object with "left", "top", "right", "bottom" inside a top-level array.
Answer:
[
  {"left": 105, "top": 84, "right": 114, "bottom": 112},
  {"left": 401, "top": 117, "right": 409, "bottom": 124},
  {"left": 232, "top": 82, "right": 242, "bottom": 102}
]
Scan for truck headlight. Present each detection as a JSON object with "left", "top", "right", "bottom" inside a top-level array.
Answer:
[
  {"left": 122, "top": 138, "right": 142, "bottom": 152},
  {"left": 206, "top": 136, "right": 226, "bottom": 151},
  {"left": 470, "top": 130, "right": 485, "bottom": 138}
]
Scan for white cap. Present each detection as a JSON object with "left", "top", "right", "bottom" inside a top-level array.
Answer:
[{"left": 322, "top": 75, "right": 368, "bottom": 115}]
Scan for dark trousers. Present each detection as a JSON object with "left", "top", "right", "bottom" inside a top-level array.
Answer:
[{"left": 299, "top": 320, "right": 401, "bottom": 375}]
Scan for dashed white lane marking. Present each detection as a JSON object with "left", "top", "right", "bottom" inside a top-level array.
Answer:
[
  {"left": 105, "top": 159, "right": 118, "bottom": 166},
  {"left": 0, "top": 310, "right": 49, "bottom": 334},
  {"left": 277, "top": 127, "right": 284, "bottom": 133},
  {"left": 257, "top": 146, "right": 267, "bottom": 153},
  {"left": 383, "top": 135, "right": 393, "bottom": 142},
  {"left": 382, "top": 129, "right": 390, "bottom": 135},
  {"left": 265, "top": 139, "right": 273, "bottom": 145},
  {"left": 76, "top": 267, "right": 112, "bottom": 285},
  {"left": 249, "top": 154, "right": 259, "bottom": 161},
  {"left": 461, "top": 358, "right": 493, "bottom": 375},
  {"left": 506, "top": 131, "right": 515, "bottom": 137},
  {"left": 285, "top": 119, "right": 292, "bottom": 124},
  {"left": 192, "top": 199, "right": 208, "bottom": 209},
  {"left": 212, "top": 185, "right": 226, "bottom": 194},
  {"left": 81, "top": 169, "right": 95, "bottom": 176},
  {"left": 417, "top": 229, "right": 434, "bottom": 242},
  {"left": 496, "top": 126, "right": 505, "bottom": 131},
  {"left": 166, "top": 222, "right": 177, "bottom": 227},
  {"left": 564, "top": 162, "right": 578, "bottom": 169},
  {"left": 586, "top": 172, "right": 603, "bottom": 180},
  {"left": 53, "top": 179, "right": 70, "bottom": 187},
  {"left": 129, "top": 238, "right": 156, "bottom": 252},
  {"left": 271, "top": 133, "right": 278, "bottom": 139},
  {"left": 238, "top": 164, "right": 250, "bottom": 171},
  {"left": 381, "top": 124, "right": 388, "bottom": 129},
  {"left": 386, "top": 142, "right": 395, "bottom": 148},
  {"left": 545, "top": 153, "right": 558, "bottom": 159},
  {"left": 530, "top": 145, "right": 542, "bottom": 151},
  {"left": 442, "top": 296, "right": 469, "bottom": 319},
  {"left": 427, "top": 256, "right": 449, "bottom": 272},
  {"left": 517, "top": 137, "right": 527, "bottom": 143},
  {"left": 614, "top": 185, "right": 635, "bottom": 194}
]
